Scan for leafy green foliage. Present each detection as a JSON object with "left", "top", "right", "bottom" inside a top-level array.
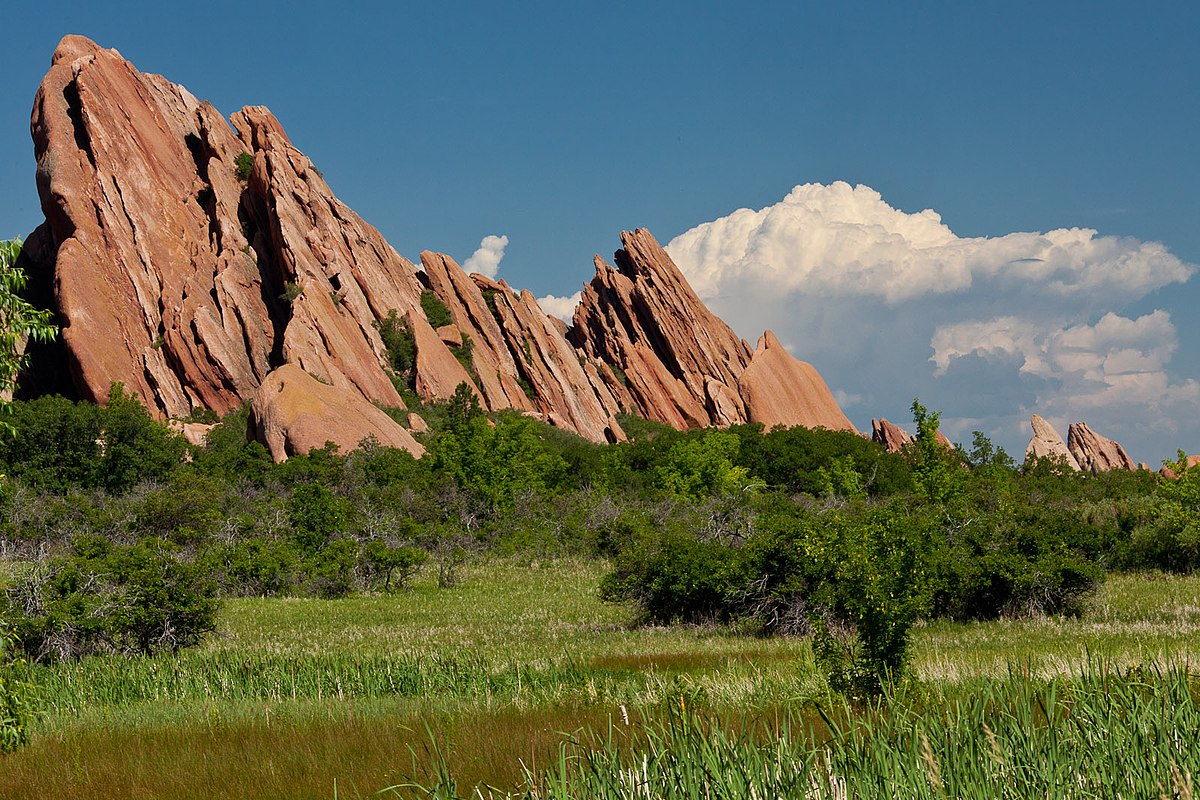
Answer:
[
  {"left": 3, "top": 536, "right": 220, "bottom": 662},
  {"left": 0, "top": 386, "right": 187, "bottom": 493},
  {"left": 279, "top": 281, "right": 303, "bottom": 303},
  {"left": 234, "top": 151, "right": 254, "bottom": 181},
  {"left": 420, "top": 290, "right": 453, "bottom": 329},
  {"left": 0, "top": 238, "right": 57, "bottom": 433},
  {"left": 653, "top": 430, "right": 752, "bottom": 500},
  {"left": 376, "top": 309, "right": 416, "bottom": 388},
  {"left": 363, "top": 541, "right": 428, "bottom": 592},
  {"left": 431, "top": 391, "right": 568, "bottom": 511},
  {"left": 0, "top": 625, "right": 30, "bottom": 752},
  {"left": 1129, "top": 452, "right": 1200, "bottom": 572},
  {"left": 908, "top": 398, "right": 963, "bottom": 503}
]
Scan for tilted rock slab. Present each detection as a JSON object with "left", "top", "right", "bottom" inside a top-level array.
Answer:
[
  {"left": 872, "top": 418, "right": 914, "bottom": 453},
  {"left": 738, "top": 331, "right": 855, "bottom": 431},
  {"left": 249, "top": 364, "right": 423, "bottom": 461},
  {"left": 570, "top": 230, "right": 855, "bottom": 433},
  {"left": 871, "top": 417, "right": 954, "bottom": 453},
  {"left": 1025, "top": 414, "right": 1081, "bottom": 470},
  {"left": 1067, "top": 422, "right": 1136, "bottom": 473},
  {"left": 30, "top": 35, "right": 275, "bottom": 416}
]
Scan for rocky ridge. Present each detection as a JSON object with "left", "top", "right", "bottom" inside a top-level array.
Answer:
[
  {"left": 1023, "top": 416, "right": 1140, "bottom": 473},
  {"left": 18, "top": 36, "right": 856, "bottom": 458}
]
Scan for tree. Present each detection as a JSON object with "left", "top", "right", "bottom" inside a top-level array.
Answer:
[
  {"left": 0, "top": 238, "right": 57, "bottom": 433},
  {"left": 908, "top": 399, "right": 962, "bottom": 503}
]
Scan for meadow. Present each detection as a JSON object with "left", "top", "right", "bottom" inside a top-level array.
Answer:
[{"left": 3, "top": 559, "right": 1200, "bottom": 799}]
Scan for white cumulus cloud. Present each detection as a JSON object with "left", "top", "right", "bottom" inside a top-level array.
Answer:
[
  {"left": 664, "top": 182, "right": 1199, "bottom": 461},
  {"left": 536, "top": 291, "right": 582, "bottom": 322},
  {"left": 668, "top": 182, "right": 1192, "bottom": 305},
  {"left": 462, "top": 234, "right": 509, "bottom": 279}
]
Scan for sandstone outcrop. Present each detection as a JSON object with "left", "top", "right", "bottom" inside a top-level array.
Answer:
[
  {"left": 1024, "top": 415, "right": 1080, "bottom": 469},
  {"left": 738, "top": 332, "right": 855, "bottom": 431},
  {"left": 569, "top": 230, "right": 856, "bottom": 433},
  {"left": 1067, "top": 422, "right": 1136, "bottom": 473},
  {"left": 872, "top": 419, "right": 913, "bottom": 453},
  {"left": 870, "top": 417, "right": 953, "bottom": 453},
  {"left": 248, "top": 365, "right": 423, "bottom": 462},
  {"left": 20, "top": 36, "right": 857, "bottom": 457},
  {"left": 1160, "top": 455, "right": 1200, "bottom": 479}
]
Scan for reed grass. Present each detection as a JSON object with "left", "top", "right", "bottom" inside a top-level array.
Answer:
[
  {"left": 6, "top": 562, "right": 1200, "bottom": 799},
  {"left": 393, "top": 661, "right": 1200, "bottom": 799}
]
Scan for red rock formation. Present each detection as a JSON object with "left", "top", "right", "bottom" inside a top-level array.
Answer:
[
  {"left": 248, "top": 364, "right": 423, "bottom": 461},
  {"left": 871, "top": 417, "right": 953, "bottom": 453},
  {"left": 420, "top": 252, "right": 533, "bottom": 413},
  {"left": 570, "top": 230, "right": 855, "bottom": 433},
  {"left": 22, "top": 37, "right": 857, "bottom": 455},
  {"left": 28, "top": 35, "right": 452, "bottom": 421},
  {"left": 1159, "top": 455, "right": 1200, "bottom": 479},
  {"left": 738, "top": 332, "right": 855, "bottom": 431},
  {"left": 872, "top": 418, "right": 913, "bottom": 453},
  {"left": 1025, "top": 414, "right": 1080, "bottom": 470},
  {"left": 1067, "top": 422, "right": 1136, "bottom": 473},
  {"left": 478, "top": 278, "right": 626, "bottom": 443},
  {"left": 31, "top": 36, "right": 274, "bottom": 417}
]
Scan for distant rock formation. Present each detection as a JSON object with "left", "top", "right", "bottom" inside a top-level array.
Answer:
[
  {"left": 1025, "top": 414, "right": 1080, "bottom": 470},
  {"left": 1023, "top": 415, "right": 1138, "bottom": 473},
  {"left": 1160, "top": 455, "right": 1200, "bottom": 479},
  {"left": 872, "top": 419, "right": 913, "bottom": 453},
  {"left": 18, "top": 36, "right": 855, "bottom": 457},
  {"left": 1067, "top": 422, "right": 1136, "bottom": 473},
  {"left": 870, "top": 417, "right": 953, "bottom": 453}
]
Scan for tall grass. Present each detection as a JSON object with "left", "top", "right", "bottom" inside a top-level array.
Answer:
[{"left": 392, "top": 661, "right": 1200, "bottom": 799}]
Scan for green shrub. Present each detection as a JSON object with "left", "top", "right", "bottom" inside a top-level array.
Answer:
[
  {"left": 376, "top": 309, "right": 416, "bottom": 386},
  {"left": 201, "top": 538, "right": 299, "bottom": 597},
  {"left": 0, "top": 626, "right": 30, "bottom": 752},
  {"left": 653, "top": 430, "right": 752, "bottom": 500},
  {"left": 234, "top": 151, "right": 254, "bottom": 180},
  {"left": 279, "top": 281, "right": 303, "bottom": 303},
  {"left": 289, "top": 483, "right": 349, "bottom": 555},
  {"left": 363, "top": 541, "right": 427, "bottom": 592},
  {"left": 420, "top": 290, "right": 453, "bottom": 329},
  {"left": 599, "top": 529, "right": 746, "bottom": 624},
  {"left": 3, "top": 535, "right": 220, "bottom": 662}
]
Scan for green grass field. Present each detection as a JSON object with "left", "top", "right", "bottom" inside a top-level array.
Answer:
[{"left": 4, "top": 560, "right": 1200, "bottom": 799}]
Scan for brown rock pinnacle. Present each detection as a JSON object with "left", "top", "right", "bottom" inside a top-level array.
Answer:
[
  {"left": 1025, "top": 414, "right": 1080, "bottom": 470},
  {"left": 570, "top": 230, "right": 855, "bottom": 433},
  {"left": 1067, "top": 422, "right": 1136, "bottom": 473}
]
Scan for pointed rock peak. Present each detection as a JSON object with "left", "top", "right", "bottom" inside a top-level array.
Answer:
[
  {"left": 1067, "top": 422, "right": 1136, "bottom": 473},
  {"left": 1025, "top": 414, "right": 1080, "bottom": 470},
  {"left": 756, "top": 330, "right": 785, "bottom": 354},
  {"left": 52, "top": 35, "right": 104, "bottom": 66},
  {"left": 872, "top": 418, "right": 913, "bottom": 453},
  {"left": 738, "top": 334, "right": 856, "bottom": 433}
]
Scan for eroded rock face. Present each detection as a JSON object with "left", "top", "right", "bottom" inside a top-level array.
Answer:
[
  {"left": 871, "top": 417, "right": 953, "bottom": 453},
  {"left": 1067, "top": 422, "right": 1136, "bottom": 473},
  {"left": 1025, "top": 414, "right": 1081, "bottom": 470},
  {"left": 872, "top": 418, "right": 913, "bottom": 453},
  {"left": 738, "top": 332, "right": 855, "bottom": 432},
  {"left": 569, "top": 230, "right": 855, "bottom": 433},
  {"left": 31, "top": 36, "right": 274, "bottom": 417},
  {"left": 248, "top": 364, "right": 423, "bottom": 461},
  {"left": 23, "top": 37, "right": 857, "bottom": 455}
]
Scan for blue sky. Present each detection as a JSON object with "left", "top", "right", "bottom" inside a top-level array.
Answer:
[{"left": 2, "top": 2, "right": 1198, "bottom": 463}]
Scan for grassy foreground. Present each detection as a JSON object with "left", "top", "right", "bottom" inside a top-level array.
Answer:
[{"left": 4, "top": 560, "right": 1200, "bottom": 798}]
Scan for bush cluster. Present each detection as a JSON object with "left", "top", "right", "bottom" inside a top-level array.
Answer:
[{"left": 0, "top": 388, "right": 1187, "bottom": 695}]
